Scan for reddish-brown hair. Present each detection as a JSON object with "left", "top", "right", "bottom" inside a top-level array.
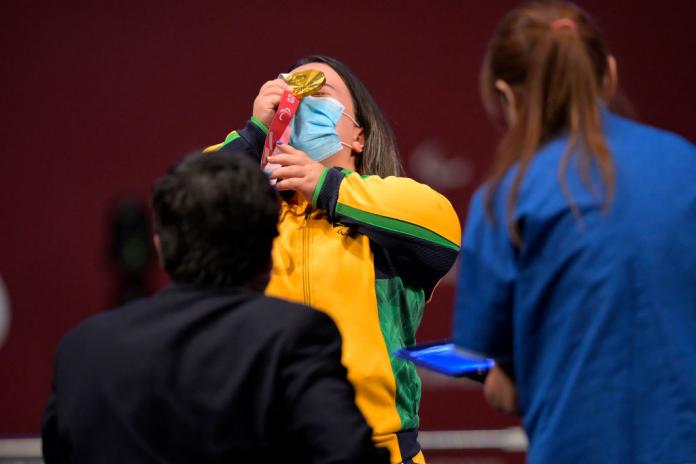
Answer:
[{"left": 482, "top": 1, "right": 615, "bottom": 245}]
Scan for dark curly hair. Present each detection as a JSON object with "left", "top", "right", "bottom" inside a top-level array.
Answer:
[{"left": 152, "top": 152, "right": 279, "bottom": 287}]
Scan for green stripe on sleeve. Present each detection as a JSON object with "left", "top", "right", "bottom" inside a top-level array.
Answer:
[
  {"left": 335, "top": 203, "right": 460, "bottom": 251},
  {"left": 312, "top": 168, "right": 330, "bottom": 208},
  {"left": 250, "top": 116, "right": 269, "bottom": 134},
  {"left": 222, "top": 131, "right": 241, "bottom": 145},
  {"left": 214, "top": 131, "right": 241, "bottom": 151}
]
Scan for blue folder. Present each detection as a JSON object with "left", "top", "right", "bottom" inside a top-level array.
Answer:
[{"left": 394, "top": 341, "right": 495, "bottom": 382}]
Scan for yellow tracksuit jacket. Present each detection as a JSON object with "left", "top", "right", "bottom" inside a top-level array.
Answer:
[{"left": 207, "top": 118, "right": 461, "bottom": 462}]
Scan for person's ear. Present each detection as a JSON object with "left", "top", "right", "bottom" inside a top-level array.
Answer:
[
  {"left": 603, "top": 55, "right": 618, "bottom": 101},
  {"left": 350, "top": 126, "right": 365, "bottom": 153},
  {"left": 494, "top": 79, "right": 517, "bottom": 126}
]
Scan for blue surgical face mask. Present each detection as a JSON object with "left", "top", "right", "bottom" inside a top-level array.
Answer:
[{"left": 289, "top": 96, "right": 359, "bottom": 162}]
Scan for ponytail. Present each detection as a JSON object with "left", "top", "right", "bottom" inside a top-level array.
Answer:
[{"left": 482, "top": 2, "right": 615, "bottom": 246}]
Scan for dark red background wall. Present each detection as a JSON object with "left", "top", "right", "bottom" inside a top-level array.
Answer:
[{"left": 1, "top": 0, "right": 694, "bottom": 438}]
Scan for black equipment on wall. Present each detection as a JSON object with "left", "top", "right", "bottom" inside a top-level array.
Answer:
[{"left": 108, "top": 197, "right": 155, "bottom": 305}]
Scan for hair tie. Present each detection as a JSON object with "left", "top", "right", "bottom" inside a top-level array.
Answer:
[{"left": 551, "top": 18, "right": 576, "bottom": 31}]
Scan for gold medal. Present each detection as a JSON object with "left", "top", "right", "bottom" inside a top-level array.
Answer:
[{"left": 283, "top": 70, "right": 325, "bottom": 97}]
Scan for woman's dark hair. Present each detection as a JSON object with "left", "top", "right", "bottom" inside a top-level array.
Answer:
[
  {"left": 481, "top": 1, "right": 615, "bottom": 245},
  {"left": 152, "top": 152, "right": 279, "bottom": 287},
  {"left": 290, "top": 55, "right": 404, "bottom": 177}
]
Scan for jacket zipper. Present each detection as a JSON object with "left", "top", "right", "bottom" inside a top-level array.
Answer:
[{"left": 302, "top": 206, "right": 312, "bottom": 305}]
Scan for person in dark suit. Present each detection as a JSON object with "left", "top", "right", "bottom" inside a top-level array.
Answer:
[{"left": 41, "top": 151, "right": 390, "bottom": 464}]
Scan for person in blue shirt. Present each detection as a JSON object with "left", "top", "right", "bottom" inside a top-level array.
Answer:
[{"left": 452, "top": 2, "right": 696, "bottom": 463}]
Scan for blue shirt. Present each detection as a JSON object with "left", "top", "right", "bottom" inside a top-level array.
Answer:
[{"left": 453, "top": 111, "right": 696, "bottom": 463}]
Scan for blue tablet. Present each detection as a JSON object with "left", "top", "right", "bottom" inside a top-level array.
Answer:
[{"left": 394, "top": 341, "right": 495, "bottom": 381}]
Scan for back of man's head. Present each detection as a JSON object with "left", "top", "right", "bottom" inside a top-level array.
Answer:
[{"left": 152, "top": 152, "right": 278, "bottom": 288}]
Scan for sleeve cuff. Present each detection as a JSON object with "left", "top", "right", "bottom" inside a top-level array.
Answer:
[
  {"left": 313, "top": 167, "right": 346, "bottom": 218},
  {"left": 312, "top": 168, "right": 330, "bottom": 208},
  {"left": 229, "top": 118, "right": 268, "bottom": 155},
  {"left": 250, "top": 115, "right": 269, "bottom": 135}
]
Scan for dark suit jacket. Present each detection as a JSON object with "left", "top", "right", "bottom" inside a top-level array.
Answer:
[{"left": 42, "top": 284, "right": 389, "bottom": 463}]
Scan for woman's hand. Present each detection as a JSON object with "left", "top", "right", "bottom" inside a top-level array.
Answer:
[
  {"left": 483, "top": 365, "right": 519, "bottom": 415},
  {"left": 269, "top": 143, "right": 325, "bottom": 202},
  {"left": 252, "top": 78, "right": 289, "bottom": 128}
]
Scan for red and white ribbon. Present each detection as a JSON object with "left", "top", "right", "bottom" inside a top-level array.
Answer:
[{"left": 261, "top": 90, "right": 300, "bottom": 175}]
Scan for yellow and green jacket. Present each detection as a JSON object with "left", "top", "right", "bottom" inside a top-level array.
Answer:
[{"left": 207, "top": 118, "right": 461, "bottom": 462}]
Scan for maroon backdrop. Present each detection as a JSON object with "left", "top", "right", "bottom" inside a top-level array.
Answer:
[{"left": 1, "top": 0, "right": 694, "bottom": 446}]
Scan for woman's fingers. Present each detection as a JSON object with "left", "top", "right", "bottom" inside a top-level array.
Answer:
[
  {"left": 253, "top": 79, "right": 290, "bottom": 127},
  {"left": 269, "top": 146, "right": 311, "bottom": 166},
  {"left": 259, "top": 78, "right": 289, "bottom": 94},
  {"left": 258, "top": 81, "right": 289, "bottom": 103},
  {"left": 260, "top": 85, "right": 286, "bottom": 100},
  {"left": 274, "top": 143, "right": 310, "bottom": 158},
  {"left": 268, "top": 154, "right": 304, "bottom": 167},
  {"left": 268, "top": 145, "right": 324, "bottom": 201},
  {"left": 270, "top": 165, "right": 305, "bottom": 180},
  {"left": 275, "top": 177, "right": 300, "bottom": 192}
]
